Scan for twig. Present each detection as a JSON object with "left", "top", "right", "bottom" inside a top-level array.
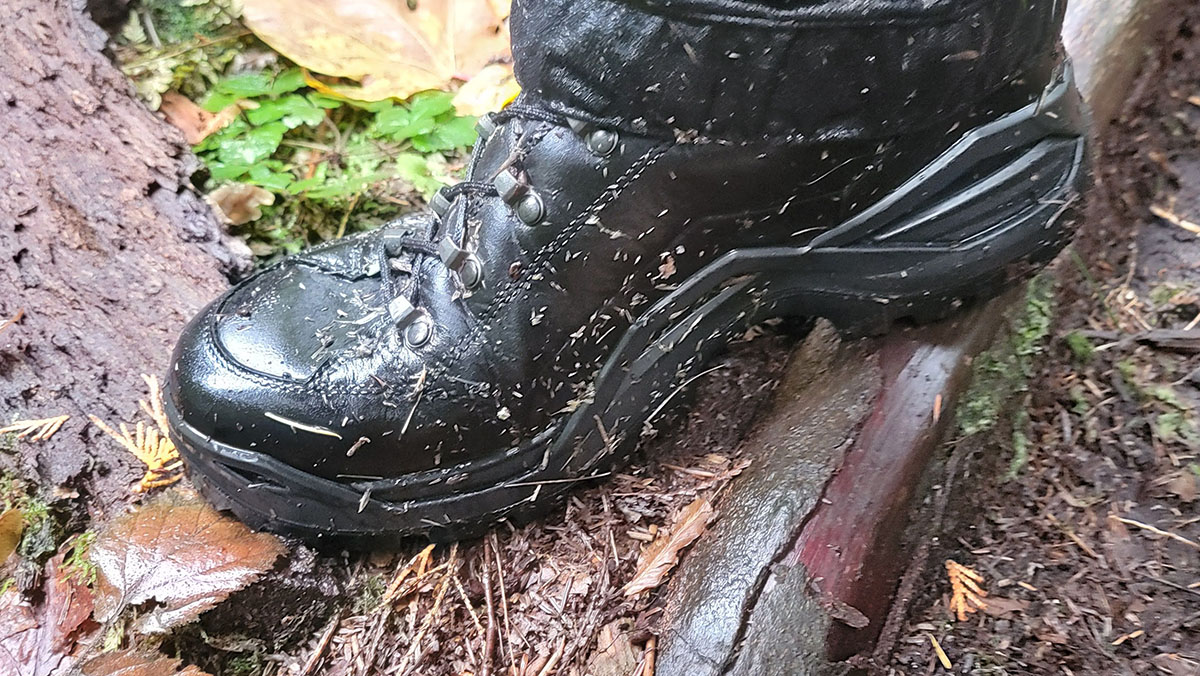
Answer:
[
  {"left": 534, "top": 637, "right": 565, "bottom": 676},
  {"left": 1150, "top": 204, "right": 1200, "bottom": 235},
  {"left": 491, "top": 533, "right": 515, "bottom": 665},
  {"left": 1115, "top": 516, "right": 1200, "bottom": 550},
  {"left": 452, "top": 572, "right": 485, "bottom": 672},
  {"left": 482, "top": 554, "right": 497, "bottom": 676},
  {"left": 641, "top": 636, "right": 656, "bottom": 676},
  {"left": 299, "top": 611, "right": 342, "bottom": 676}
]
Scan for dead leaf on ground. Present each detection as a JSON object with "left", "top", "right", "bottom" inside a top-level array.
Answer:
[
  {"left": 90, "top": 493, "right": 286, "bottom": 634},
  {"left": 452, "top": 63, "right": 519, "bottom": 116},
  {"left": 584, "top": 619, "right": 639, "bottom": 676},
  {"left": 242, "top": 0, "right": 511, "bottom": 101},
  {"left": 624, "top": 497, "right": 715, "bottom": 596},
  {"left": 159, "top": 92, "right": 241, "bottom": 145},
  {"left": 0, "top": 553, "right": 97, "bottom": 676},
  {"left": 979, "top": 595, "right": 1029, "bottom": 618},
  {"left": 0, "top": 508, "right": 23, "bottom": 564},
  {"left": 80, "top": 649, "right": 212, "bottom": 676},
  {"left": 206, "top": 183, "right": 276, "bottom": 226}
]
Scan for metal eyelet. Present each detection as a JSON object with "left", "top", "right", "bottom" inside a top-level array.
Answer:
[
  {"left": 515, "top": 193, "right": 545, "bottom": 225},
  {"left": 567, "top": 117, "right": 618, "bottom": 157},
  {"left": 404, "top": 318, "right": 432, "bottom": 348},
  {"left": 586, "top": 129, "right": 618, "bottom": 156},
  {"left": 438, "top": 237, "right": 484, "bottom": 290},
  {"left": 493, "top": 170, "right": 545, "bottom": 226},
  {"left": 389, "top": 297, "right": 431, "bottom": 348},
  {"left": 475, "top": 112, "right": 498, "bottom": 139},
  {"left": 430, "top": 186, "right": 453, "bottom": 218}
]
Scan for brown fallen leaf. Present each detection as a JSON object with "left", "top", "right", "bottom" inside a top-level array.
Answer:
[
  {"left": 0, "top": 552, "right": 97, "bottom": 676},
  {"left": 206, "top": 183, "right": 276, "bottom": 226},
  {"left": 979, "top": 595, "right": 1029, "bottom": 618},
  {"left": 242, "top": 0, "right": 511, "bottom": 101},
  {"left": 0, "top": 507, "right": 22, "bottom": 564},
  {"left": 90, "top": 493, "right": 286, "bottom": 634},
  {"left": 80, "top": 649, "right": 212, "bottom": 676},
  {"left": 623, "top": 497, "right": 715, "bottom": 596},
  {"left": 159, "top": 92, "right": 240, "bottom": 145}
]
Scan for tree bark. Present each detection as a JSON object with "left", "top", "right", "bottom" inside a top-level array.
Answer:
[{"left": 0, "top": 0, "right": 244, "bottom": 504}]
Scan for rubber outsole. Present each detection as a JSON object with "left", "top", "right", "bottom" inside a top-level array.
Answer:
[{"left": 169, "top": 63, "right": 1091, "bottom": 547}]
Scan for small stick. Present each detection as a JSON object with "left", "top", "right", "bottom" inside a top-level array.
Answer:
[
  {"left": 397, "top": 544, "right": 457, "bottom": 674},
  {"left": 452, "top": 572, "right": 485, "bottom": 672},
  {"left": 642, "top": 636, "right": 657, "bottom": 676},
  {"left": 299, "top": 611, "right": 342, "bottom": 676},
  {"left": 1115, "top": 516, "right": 1200, "bottom": 550},
  {"left": 482, "top": 555, "right": 497, "bottom": 676},
  {"left": 534, "top": 638, "right": 565, "bottom": 676},
  {"left": 491, "top": 533, "right": 516, "bottom": 664}
]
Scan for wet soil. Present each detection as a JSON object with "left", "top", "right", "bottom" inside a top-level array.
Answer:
[{"left": 887, "top": 9, "right": 1200, "bottom": 675}]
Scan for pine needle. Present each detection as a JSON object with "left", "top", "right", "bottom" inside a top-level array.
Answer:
[
  {"left": 89, "top": 374, "right": 183, "bottom": 492},
  {"left": 946, "top": 559, "right": 988, "bottom": 621},
  {"left": 0, "top": 414, "right": 69, "bottom": 442}
]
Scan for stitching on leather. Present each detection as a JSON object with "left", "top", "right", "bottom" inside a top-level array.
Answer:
[{"left": 426, "top": 143, "right": 670, "bottom": 388}]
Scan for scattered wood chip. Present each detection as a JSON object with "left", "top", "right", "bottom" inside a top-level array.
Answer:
[
  {"left": 159, "top": 92, "right": 241, "bottom": 144},
  {"left": 90, "top": 493, "right": 286, "bottom": 633},
  {"left": 979, "top": 595, "right": 1029, "bottom": 618},
  {"left": 0, "top": 415, "right": 69, "bottom": 442},
  {"left": 584, "top": 619, "right": 638, "bottom": 676},
  {"left": 946, "top": 559, "right": 988, "bottom": 621},
  {"left": 624, "top": 497, "right": 715, "bottom": 596}
]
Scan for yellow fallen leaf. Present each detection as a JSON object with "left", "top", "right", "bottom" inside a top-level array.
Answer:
[
  {"left": 453, "top": 63, "right": 520, "bottom": 117},
  {"left": 89, "top": 375, "right": 185, "bottom": 493},
  {"left": 0, "top": 508, "right": 22, "bottom": 564},
  {"left": 242, "top": 0, "right": 511, "bottom": 102},
  {"left": 623, "top": 497, "right": 715, "bottom": 596}
]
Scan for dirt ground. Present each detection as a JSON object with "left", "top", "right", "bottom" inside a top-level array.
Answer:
[{"left": 887, "top": 9, "right": 1200, "bottom": 676}]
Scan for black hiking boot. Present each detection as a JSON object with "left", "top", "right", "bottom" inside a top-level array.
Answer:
[{"left": 166, "top": 0, "right": 1089, "bottom": 544}]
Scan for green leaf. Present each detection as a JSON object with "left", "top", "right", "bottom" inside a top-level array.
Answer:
[
  {"left": 268, "top": 68, "right": 308, "bottom": 96},
  {"left": 307, "top": 92, "right": 345, "bottom": 109},
  {"left": 203, "top": 69, "right": 308, "bottom": 111},
  {"left": 207, "top": 161, "right": 253, "bottom": 182},
  {"left": 215, "top": 121, "right": 287, "bottom": 165},
  {"left": 405, "top": 91, "right": 455, "bottom": 121},
  {"left": 287, "top": 162, "right": 330, "bottom": 194},
  {"left": 411, "top": 115, "right": 478, "bottom": 153},
  {"left": 247, "top": 164, "right": 294, "bottom": 192},
  {"left": 393, "top": 152, "right": 446, "bottom": 198},
  {"left": 245, "top": 94, "right": 325, "bottom": 128}
]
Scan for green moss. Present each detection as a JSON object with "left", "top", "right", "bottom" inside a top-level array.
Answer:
[
  {"left": 956, "top": 276, "right": 1055, "bottom": 437},
  {"left": 352, "top": 573, "right": 387, "bottom": 615},
  {"left": 1006, "top": 408, "right": 1032, "bottom": 480},
  {"left": 1064, "top": 331, "right": 1095, "bottom": 363},
  {"left": 227, "top": 653, "right": 265, "bottom": 676}
]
